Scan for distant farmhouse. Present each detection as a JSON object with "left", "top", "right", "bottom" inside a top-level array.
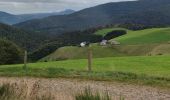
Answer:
[{"left": 80, "top": 42, "right": 90, "bottom": 47}]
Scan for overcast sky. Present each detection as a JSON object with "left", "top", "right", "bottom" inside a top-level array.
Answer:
[{"left": 0, "top": 0, "right": 136, "bottom": 14}]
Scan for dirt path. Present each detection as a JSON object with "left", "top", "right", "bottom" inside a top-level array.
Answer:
[{"left": 0, "top": 77, "right": 169, "bottom": 100}]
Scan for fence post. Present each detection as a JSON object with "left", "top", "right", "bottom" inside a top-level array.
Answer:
[
  {"left": 23, "top": 50, "right": 27, "bottom": 69},
  {"left": 87, "top": 47, "right": 92, "bottom": 72}
]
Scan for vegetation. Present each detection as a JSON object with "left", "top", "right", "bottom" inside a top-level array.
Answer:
[
  {"left": 0, "top": 23, "right": 103, "bottom": 61},
  {"left": 40, "top": 44, "right": 125, "bottom": 61},
  {"left": 0, "top": 56, "right": 170, "bottom": 87},
  {"left": 29, "top": 30, "right": 102, "bottom": 61},
  {"left": 0, "top": 83, "right": 113, "bottom": 100},
  {"left": 0, "top": 83, "right": 54, "bottom": 100},
  {"left": 103, "top": 30, "right": 127, "bottom": 40},
  {"left": 94, "top": 28, "right": 127, "bottom": 36},
  {"left": 0, "top": 23, "right": 50, "bottom": 51},
  {"left": 75, "top": 87, "right": 111, "bottom": 100},
  {"left": 115, "top": 28, "right": 170, "bottom": 44},
  {"left": 41, "top": 27, "right": 170, "bottom": 61},
  {"left": 0, "top": 39, "right": 23, "bottom": 65},
  {"left": 1, "top": 22, "right": 170, "bottom": 62}
]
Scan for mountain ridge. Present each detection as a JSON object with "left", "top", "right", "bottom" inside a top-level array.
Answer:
[
  {"left": 14, "top": 0, "right": 170, "bottom": 34},
  {"left": 0, "top": 9, "right": 75, "bottom": 25}
]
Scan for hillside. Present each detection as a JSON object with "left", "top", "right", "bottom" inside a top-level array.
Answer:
[
  {"left": 41, "top": 27, "right": 170, "bottom": 61},
  {"left": 0, "top": 9, "right": 75, "bottom": 25},
  {"left": 40, "top": 44, "right": 126, "bottom": 61},
  {"left": 0, "top": 23, "right": 49, "bottom": 51},
  {"left": 15, "top": 0, "right": 170, "bottom": 34},
  {"left": 115, "top": 28, "right": 170, "bottom": 44}
]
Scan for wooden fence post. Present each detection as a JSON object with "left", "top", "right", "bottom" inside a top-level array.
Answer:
[
  {"left": 23, "top": 50, "right": 27, "bottom": 69},
  {"left": 87, "top": 48, "right": 92, "bottom": 72}
]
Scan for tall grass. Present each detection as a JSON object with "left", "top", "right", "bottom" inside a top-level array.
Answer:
[
  {"left": 75, "top": 87, "right": 111, "bottom": 100},
  {"left": 1, "top": 83, "right": 117, "bottom": 100},
  {"left": 0, "top": 83, "right": 53, "bottom": 100},
  {"left": 0, "top": 83, "right": 14, "bottom": 100}
]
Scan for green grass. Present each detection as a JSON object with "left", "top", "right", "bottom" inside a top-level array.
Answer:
[
  {"left": 88, "top": 27, "right": 170, "bottom": 46},
  {"left": 115, "top": 28, "right": 170, "bottom": 44},
  {"left": 41, "top": 43, "right": 170, "bottom": 61},
  {"left": 75, "top": 87, "right": 111, "bottom": 100},
  {"left": 40, "top": 44, "right": 126, "bottom": 61},
  {"left": 0, "top": 56, "right": 170, "bottom": 87}
]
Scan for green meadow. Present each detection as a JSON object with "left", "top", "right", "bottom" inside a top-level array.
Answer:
[{"left": 0, "top": 56, "right": 170, "bottom": 87}]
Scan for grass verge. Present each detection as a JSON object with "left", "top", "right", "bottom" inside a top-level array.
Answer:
[{"left": 0, "top": 67, "right": 169, "bottom": 88}]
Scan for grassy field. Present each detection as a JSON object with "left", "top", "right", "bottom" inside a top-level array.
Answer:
[
  {"left": 41, "top": 43, "right": 170, "bottom": 61},
  {"left": 0, "top": 56, "right": 170, "bottom": 87},
  {"left": 40, "top": 44, "right": 126, "bottom": 61},
  {"left": 95, "top": 27, "right": 170, "bottom": 45},
  {"left": 115, "top": 28, "right": 170, "bottom": 44}
]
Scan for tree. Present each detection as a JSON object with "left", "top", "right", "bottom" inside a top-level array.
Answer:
[
  {"left": 103, "top": 30, "right": 127, "bottom": 40},
  {"left": 0, "top": 39, "right": 23, "bottom": 65}
]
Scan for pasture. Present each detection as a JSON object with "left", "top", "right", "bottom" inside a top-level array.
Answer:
[{"left": 0, "top": 55, "right": 170, "bottom": 87}]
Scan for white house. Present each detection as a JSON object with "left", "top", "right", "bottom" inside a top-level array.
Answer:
[
  {"left": 80, "top": 42, "right": 86, "bottom": 47},
  {"left": 100, "top": 40, "right": 108, "bottom": 46}
]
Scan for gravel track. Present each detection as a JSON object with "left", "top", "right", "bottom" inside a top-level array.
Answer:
[{"left": 0, "top": 77, "right": 169, "bottom": 100}]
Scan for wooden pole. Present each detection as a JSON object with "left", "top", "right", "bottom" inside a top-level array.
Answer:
[
  {"left": 87, "top": 48, "right": 92, "bottom": 72},
  {"left": 23, "top": 50, "right": 27, "bottom": 69}
]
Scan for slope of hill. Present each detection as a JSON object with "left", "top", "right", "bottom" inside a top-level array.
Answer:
[
  {"left": 0, "top": 23, "right": 49, "bottom": 51},
  {"left": 40, "top": 44, "right": 126, "bottom": 61},
  {"left": 40, "top": 27, "right": 170, "bottom": 61},
  {"left": 0, "top": 9, "right": 75, "bottom": 25},
  {"left": 115, "top": 28, "right": 170, "bottom": 44},
  {"left": 15, "top": 0, "right": 170, "bottom": 34}
]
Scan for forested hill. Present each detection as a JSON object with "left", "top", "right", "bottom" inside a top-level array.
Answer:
[
  {"left": 0, "top": 23, "right": 49, "bottom": 51},
  {"left": 15, "top": 0, "right": 170, "bottom": 34}
]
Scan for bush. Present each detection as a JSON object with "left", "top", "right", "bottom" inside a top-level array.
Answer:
[{"left": 103, "top": 30, "right": 127, "bottom": 40}]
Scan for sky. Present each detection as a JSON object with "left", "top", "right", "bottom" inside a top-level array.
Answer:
[{"left": 0, "top": 0, "right": 136, "bottom": 14}]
